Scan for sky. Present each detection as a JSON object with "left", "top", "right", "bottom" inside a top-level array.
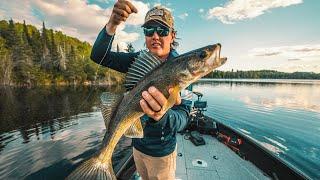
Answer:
[{"left": 0, "top": 0, "right": 319, "bottom": 73}]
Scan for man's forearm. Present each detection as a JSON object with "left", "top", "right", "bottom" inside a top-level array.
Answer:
[{"left": 105, "top": 23, "right": 117, "bottom": 35}]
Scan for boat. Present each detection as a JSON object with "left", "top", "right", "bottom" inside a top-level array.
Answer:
[{"left": 114, "top": 92, "right": 308, "bottom": 180}]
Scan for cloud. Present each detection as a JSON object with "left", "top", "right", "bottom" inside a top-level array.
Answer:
[
  {"left": 0, "top": 9, "right": 5, "bottom": 19},
  {"left": 199, "top": 8, "right": 204, "bottom": 13},
  {"left": 255, "top": 52, "right": 282, "bottom": 57},
  {"left": 0, "top": 1, "right": 40, "bottom": 26},
  {"left": 178, "top": 13, "right": 188, "bottom": 20},
  {"left": 153, "top": 3, "right": 173, "bottom": 12},
  {"left": 287, "top": 58, "right": 301, "bottom": 61},
  {"left": 92, "top": 0, "right": 111, "bottom": 3},
  {"left": 0, "top": 0, "right": 150, "bottom": 51},
  {"left": 273, "top": 64, "right": 320, "bottom": 73},
  {"left": 113, "top": 24, "right": 140, "bottom": 51},
  {"left": 248, "top": 44, "right": 320, "bottom": 59},
  {"left": 246, "top": 43, "right": 320, "bottom": 73},
  {"left": 206, "top": 0, "right": 303, "bottom": 24},
  {"left": 126, "top": 1, "right": 150, "bottom": 26}
]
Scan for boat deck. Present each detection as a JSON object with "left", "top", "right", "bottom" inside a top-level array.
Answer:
[{"left": 175, "top": 134, "right": 270, "bottom": 180}]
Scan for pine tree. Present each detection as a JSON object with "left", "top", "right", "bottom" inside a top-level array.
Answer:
[
  {"left": 30, "top": 28, "right": 42, "bottom": 63},
  {"left": 0, "top": 37, "right": 13, "bottom": 85},
  {"left": 20, "top": 27, "right": 34, "bottom": 85},
  {"left": 4, "top": 20, "right": 33, "bottom": 85},
  {"left": 6, "top": 19, "right": 18, "bottom": 49},
  {"left": 68, "top": 45, "right": 76, "bottom": 62},
  {"left": 0, "top": 20, "right": 9, "bottom": 42},
  {"left": 21, "top": 21, "right": 34, "bottom": 61},
  {"left": 125, "top": 43, "right": 135, "bottom": 53},
  {"left": 49, "top": 29, "right": 60, "bottom": 71},
  {"left": 0, "top": 19, "right": 132, "bottom": 86},
  {"left": 40, "top": 21, "right": 50, "bottom": 69},
  {"left": 23, "top": 20, "right": 31, "bottom": 46},
  {"left": 66, "top": 45, "right": 77, "bottom": 82},
  {"left": 58, "top": 43, "right": 67, "bottom": 71}
]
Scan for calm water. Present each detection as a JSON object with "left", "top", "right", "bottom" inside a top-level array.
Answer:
[
  {"left": 0, "top": 80, "right": 319, "bottom": 179},
  {"left": 194, "top": 79, "right": 320, "bottom": 179},
  {"left": 0, "top": 86, "right": 131, "bottom": 179}
]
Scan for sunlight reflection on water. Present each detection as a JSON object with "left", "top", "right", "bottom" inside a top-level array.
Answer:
[
  {"left": 0, "top": 81, "right": 319, "bottom": 179},
  {"left": 193, "top": 79, "right": 320, "bottom": 179}
]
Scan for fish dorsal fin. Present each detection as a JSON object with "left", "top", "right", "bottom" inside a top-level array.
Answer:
[
  {"left": 100, "top": 92, "right": 123, "bottom": 130},
  {"left": 124, "top": 118, "right": 144, "bottom": 138},
  {"left": 124, "top": 50, "right": 162, "bottom": 91}
]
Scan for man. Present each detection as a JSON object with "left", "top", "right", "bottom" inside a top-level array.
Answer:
[{"left": 91, "top": 1, "right": 192, "bottom": 179}]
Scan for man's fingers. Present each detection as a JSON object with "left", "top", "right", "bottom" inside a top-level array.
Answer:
[
  {"left": 140, "top": 99, "right": 155, "bottom": 115},
  {"left": 142, "top": 91, "right": 162, "bottom": 112},
  {"left": 140, "top": 99, "right": 165, "bottom": 121},
  {"left": 115, "top": 16, "right": 127, "bottom": 24},
  {"left": 148, "top": 86, "right": 167, "bottom": 106},
  {"left": 125, "top": 0, "right": 138, "bottom": 13},
  {"left": 112, "top": 15, "right": 125, "bottom": 24},
  {"left": 109, "top": 0, "right": 137, "bottom": 27},
  {"left": 113, "top": 8, "right": 129, "bottom": 18},
  {"left": 115, "top": 1, "right": 137, "bottom": 14}
]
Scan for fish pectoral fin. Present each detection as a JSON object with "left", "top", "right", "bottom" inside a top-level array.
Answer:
[
  {"left": 100, "top": 92, "right": 123, "bottom": 130},
  {"left": 124, "top": 118, "right": 144, "bottom": 138},
  {"left": 67, "top": 158, "right": 116, "bottom": 180},
  {"left": 162, "top": 86, "right": 180, "bottom": 112}
]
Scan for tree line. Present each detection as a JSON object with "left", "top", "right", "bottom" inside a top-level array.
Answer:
[
  {"left": 205, "top": 70, "right": 320, "bottom": 79},
  {"left": 0, "top": 19, "right": 318, "bottom": 86},
  {"left": 0, "top": 19, "right": 126, "bottom": 86}
]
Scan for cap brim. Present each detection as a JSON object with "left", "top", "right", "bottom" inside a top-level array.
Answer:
[{"left": 142, "top": 18, "right": 171, "bottom": 28}]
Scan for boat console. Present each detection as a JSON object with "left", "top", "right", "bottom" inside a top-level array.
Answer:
[
  {"left": 184, "top": 91, "right": 217, "bottom": 136},
  {"left": 180, "top": 91, "right": 308, "bottom": 180}
]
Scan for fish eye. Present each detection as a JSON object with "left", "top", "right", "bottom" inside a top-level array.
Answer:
[{"left": 199, "top": 50, "right": 207, "bottom": 59}]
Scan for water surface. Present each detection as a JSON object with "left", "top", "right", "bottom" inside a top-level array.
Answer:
[
  {"left": 0, "top": 80, "right": 319, "bottom": 179},
  {"left": 193, "top": 79, "right": 320, "bottom": 179},
  {"left": 0, "top": 86, "right": 130, "bottom": 179}
]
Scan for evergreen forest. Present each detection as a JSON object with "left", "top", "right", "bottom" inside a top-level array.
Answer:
[{"left": 0, "top": 19, "right": 318, "bottom": 87}]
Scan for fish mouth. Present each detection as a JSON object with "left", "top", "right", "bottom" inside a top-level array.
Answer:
[{"left": 206, "top": 43, "right": 227, "bottom": 67}]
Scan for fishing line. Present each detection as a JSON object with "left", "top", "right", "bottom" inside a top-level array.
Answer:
[{"left": 78, "top": 32, "right": 114, "bottom": 111}]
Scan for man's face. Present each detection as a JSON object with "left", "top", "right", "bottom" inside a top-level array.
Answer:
[{"left": 144, "top": 23, "right": 174, "bottom": 60}]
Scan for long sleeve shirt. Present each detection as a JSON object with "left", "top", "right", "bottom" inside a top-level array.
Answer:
[{"left": 91, "top": 27, "right": 192, "bottom": 157}]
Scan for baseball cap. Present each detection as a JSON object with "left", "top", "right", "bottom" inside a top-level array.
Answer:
[{"left": 142, "top": 6, "right": 174, "bottom": 29}]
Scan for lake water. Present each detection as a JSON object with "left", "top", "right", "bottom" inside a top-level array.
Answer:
[
  {"left": 0, "top": 80, "right": 319, "bottom": 179},
  {"left": 195, "top": 79, "right": 320, "bottom": 179}
]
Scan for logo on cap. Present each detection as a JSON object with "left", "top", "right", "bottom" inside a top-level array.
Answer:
[{"left": 148, "top": 9, "right": 164, "bottom": 17}]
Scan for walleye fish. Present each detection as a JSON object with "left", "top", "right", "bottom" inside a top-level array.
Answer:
[{"left": 67, "top": 43, "right": 227, "bottom": 179}]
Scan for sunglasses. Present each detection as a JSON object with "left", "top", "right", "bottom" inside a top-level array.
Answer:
[{"left": 143, "top": 26, "right": 170, "bottom": 37}]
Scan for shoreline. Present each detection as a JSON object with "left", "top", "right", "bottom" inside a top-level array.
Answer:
[
  {"left": 2, "top": 78, "right": 320, "bottom": 87},
  {"left": 198, "top": 78, "right": 320, "bottom": 84}
]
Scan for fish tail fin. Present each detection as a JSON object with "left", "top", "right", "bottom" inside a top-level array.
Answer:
[{"left": 67, "top": 157, "right": 116, "bottom": 180}]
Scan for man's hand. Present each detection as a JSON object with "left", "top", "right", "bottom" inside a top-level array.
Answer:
[
  {"left": 140, "top": 86, "right": 181, "bottom": 121},
  {"left": 106, "top": 0, "right": 138, "bottom": 35}
]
